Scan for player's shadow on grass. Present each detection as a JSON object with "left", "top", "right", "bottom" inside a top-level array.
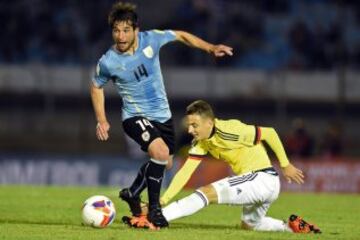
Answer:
[
  {"left": 1, "top": 219, "right": 130, "bottom": 230},
  {"left": 171, "top": 222, "right": 241, "bottom": 230},
  {"left": 0, "top": 219, "right": 78, "bottom": 227}
]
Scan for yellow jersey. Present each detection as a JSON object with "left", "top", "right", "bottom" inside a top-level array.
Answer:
[
  {"left": 189, "top": 118, "right": 271, "bottom": 175},
  {"left": 161, "top": 118, "right": 290, "bottom": 204}
]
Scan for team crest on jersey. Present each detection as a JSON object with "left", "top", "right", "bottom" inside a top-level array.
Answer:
[
  {"left": 242, "top": 135, "right": 253, "bottom": 144},
  {"left": 142, "top": 131, "right": 150, "bottom": 142},
  {"left": 143, "top": 46, "right": 154, "bottom": 58}
]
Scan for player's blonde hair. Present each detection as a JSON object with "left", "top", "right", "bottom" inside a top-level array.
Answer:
[
  {"left": 108, "top": 2, "right": 138, "bottom": 29},
  {"left": 186, "top": 100, "right": 215, "bottom": 120}
]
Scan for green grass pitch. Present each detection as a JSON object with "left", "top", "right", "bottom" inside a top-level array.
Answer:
[{"left": 1, "top": 185, "right": 359, "bottom": 240}]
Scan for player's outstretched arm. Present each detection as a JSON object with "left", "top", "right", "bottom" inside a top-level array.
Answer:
[
  {"left": 174, "top": 30, "right": 233, "bottom": 57},
  {"left": 90, "top": 82, "right": 110, "bottom": 141},
  {"left": 260, "top": 127, "right": 304, "bottom": 184},
  {"left": 161, "top": 157, "right": 202, "bottom": 205}
]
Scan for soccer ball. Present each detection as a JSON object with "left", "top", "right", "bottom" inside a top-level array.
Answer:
[{"left": 81, "top": 195, "right": 116, "bottom": 228}]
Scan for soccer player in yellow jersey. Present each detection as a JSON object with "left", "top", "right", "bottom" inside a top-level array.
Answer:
[
  {"left": 156, "top": 100, "right": 319, "bottom": 233},
  {"left": 123, "top": 99, "right": 321, "bottom": 232}
]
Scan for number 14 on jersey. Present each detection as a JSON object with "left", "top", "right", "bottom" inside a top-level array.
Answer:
[{"left": 134, "top": 64, "right": 148, "bottom": 81}]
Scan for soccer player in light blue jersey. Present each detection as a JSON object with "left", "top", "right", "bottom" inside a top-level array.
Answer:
[{"left": 90, "top": 2, "right": 233, "bottom": 228}]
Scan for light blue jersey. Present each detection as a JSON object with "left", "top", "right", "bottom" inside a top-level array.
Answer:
[{"left": 92, "top": 30, "right": 176, "bottom": 123}]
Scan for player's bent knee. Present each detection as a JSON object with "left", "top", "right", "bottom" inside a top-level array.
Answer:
[
  {"left": 148, "top": 138, "right": 170, "bottom": 161},
  {"left": 148, "top": 141, "right": 170, "bottom": 162},
  {"left": 149, "top": 147, "right": 169, "bottom": 161},
  {"left": 197, "top": 185, "right": 218, "bottom": 204}
]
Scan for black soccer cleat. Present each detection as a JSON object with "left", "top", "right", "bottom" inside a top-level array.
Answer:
[
  {"left": 119, "top": 188, "right": 142, "bottom": 216},
  {"left": 147, "top": 207, "right": 169, "bottom": 228}
]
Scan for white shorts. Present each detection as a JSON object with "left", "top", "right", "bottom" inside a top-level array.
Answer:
[{"left": 211, "top": 169, "right": 280, "bottom": 225}]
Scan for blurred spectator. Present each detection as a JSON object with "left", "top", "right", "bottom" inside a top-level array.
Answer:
[
  {"left": 324, "top": 21, "right": 348, "bottom": 67},
  {"left": 288, "top": 21, "right": 315, "bottom": 70},
  {"left": 217, "top": 1, "right": 265, "bottom": 67},
  {"left": 1, "top": 0, "right": 359, "bottom": 69},
  {"left": 161, "top": 0, "right": 220, "bottom": 66},
  {"left": 284, "top": 118, "right": 314, "bottom": 158},
  {"left": 320, "top": 121, "right": 343, "bottom": 157},
  {"left": 260, "top": 0, "right": 289, "bottom": 14}
]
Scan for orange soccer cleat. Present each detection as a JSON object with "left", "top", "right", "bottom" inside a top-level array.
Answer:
[
  {"left": 288, "top": 214, "right": 321, "bottom": 234},
  {"left": 122, "top": 215, "right": 159, "bottom": 230}
]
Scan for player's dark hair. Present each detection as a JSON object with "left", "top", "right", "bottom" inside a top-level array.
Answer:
[
  {"left": 108, "top": 2, "right": 138, "bottom": 29},
  {"left": 186, "top": 100, "right": 215, "bottom": 120}
]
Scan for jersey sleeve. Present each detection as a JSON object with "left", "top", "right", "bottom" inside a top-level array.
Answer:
[
  {"left": 239, "top": 123, "right": 261, "bottom": 146},
  {"left": 92, "top": 58, "right": 111, "bottom": 88},
  {"left": 161, "top": 141, "right": 205, "bottom": 205},
  {"left": 150, "top": 29, "right": 177, "bottom": 48},
  {"left": 160, "top": 157, "right": 202, "bottom": 205},
  {"left": 260, "top": 127, "right": 290, "bottom": 167}
]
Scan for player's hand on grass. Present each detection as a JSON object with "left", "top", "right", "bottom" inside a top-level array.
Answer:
[
  {"left": 211, "top": 44, "right": 233, "bottom": 57},
  {"left": 96, "top": 121, "right": 110, "bottom": 141},
  {"left": 281, "top": 163, "right": 304, "bottom": 184}
]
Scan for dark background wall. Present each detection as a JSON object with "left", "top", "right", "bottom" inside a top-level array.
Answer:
[{"left": 1, "top": 0, "right": 359, "bottom": 160}]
